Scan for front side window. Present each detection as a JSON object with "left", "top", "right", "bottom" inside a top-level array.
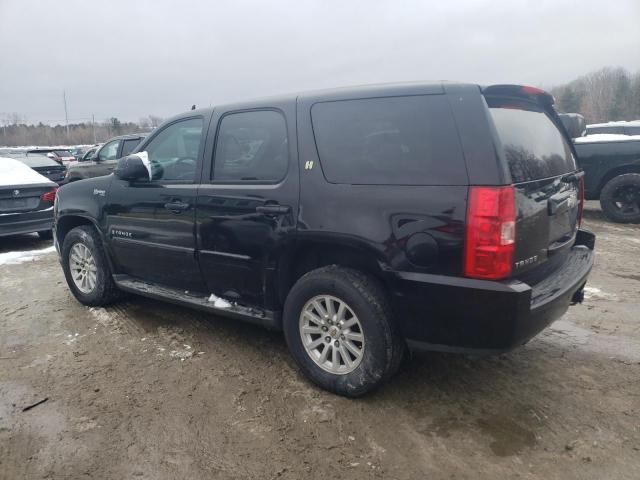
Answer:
[
  {"left": 143, "top": 118, "right": 203, "bottom": 182},
  {"left": 311, "top": 95, "right": 467, "bottom": 185},
  {"left": 213, "top": 110, "right": 288, "bottom": 182},
  {"left": 121, "top": 138, "right": 141, "bottom": 156},
  {"left": 98, "top": 140, "right": 120, "bottom": 161}
]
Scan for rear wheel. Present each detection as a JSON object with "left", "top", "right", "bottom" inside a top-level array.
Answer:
[
  {"left": 600, "top": 173, "right": 640, "bottom": 223},
  {"left": 283, "top": 266, "right": 405, "bottom": 397},
  {"left": 61, "top": 225, "right": 120, "bottom": 306},
  {"left": 37, "top": 230, "right": 53, "bottom": 240}
]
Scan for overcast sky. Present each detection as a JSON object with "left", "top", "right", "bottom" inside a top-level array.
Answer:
[{"left": 1, "top": 0, "right": 639, "bottom": 124}]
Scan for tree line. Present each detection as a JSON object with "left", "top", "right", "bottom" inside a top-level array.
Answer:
[
  {"left": 2, "top": 67, "right": 639, "bottom": 146},
  {"left": 551, "top": 67, "right": 640, "bottom": 124},
  {"left": 0, "top": 115, "right": 164, "bottom": 147}
]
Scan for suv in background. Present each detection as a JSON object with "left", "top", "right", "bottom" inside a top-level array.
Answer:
[
  {"left": 27, "top": 148, "right": 76, "bottom": 166},
  {"left": 64, "top": 134, "right": 145, "bottom": 182},
  {"left": 54, "top": 82, "right": 594, "bottom": 396}
]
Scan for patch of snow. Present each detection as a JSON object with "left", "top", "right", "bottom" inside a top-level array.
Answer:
[
  {"left": 587, "top": 120, "right": 640, "bottom": 128},
  {"left": 207, "top": 293, "right": 232, "bottom": 309},
  {"left": 0, "top": 157, "right": 56, "bottom": 187},
  {"left": 0, "top": 245, "right": 56, "bottom": 266},
  {"left": 170, "top": 345, "right": 194, "bottom": 361},
  {"left": 583, "top": 286, "right": 617, "bottom": 301},
  {"left": 575, "top": 134, "right": 640, "bottom": 143}
]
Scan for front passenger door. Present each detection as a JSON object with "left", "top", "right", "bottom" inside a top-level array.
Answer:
[{"left": 106, "top": 117, "right": 208, "bottom": 291}]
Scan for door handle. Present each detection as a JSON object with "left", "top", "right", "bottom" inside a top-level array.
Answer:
[
  {"left": 256, "top": 204, "right": 290, "bottom": 215},
  {"left": 164, "top": 201, "right": 190, "bottom": 213}
]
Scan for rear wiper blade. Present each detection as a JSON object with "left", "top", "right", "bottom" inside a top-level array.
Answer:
[{"left": 561, "top": 170, "right": 585, "bottom": 183}]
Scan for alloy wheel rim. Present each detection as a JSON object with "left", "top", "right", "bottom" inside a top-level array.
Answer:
[
  {"left": 613, "top": 186, "right": 640, "bottom": 215},
  {"left": 69, "top": 243, "right": 97, "bottom": 294},
  {"left": 299, "top": 295, "right": 365, "bottom": 375}
]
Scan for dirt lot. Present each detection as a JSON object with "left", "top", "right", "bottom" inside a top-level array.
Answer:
[{"left": 1, "top": 201, "right": 639, "bottom": 480}]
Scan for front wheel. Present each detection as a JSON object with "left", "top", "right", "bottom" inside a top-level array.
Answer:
[
  {"left": 61, "top": 225, "right": 120, "bottom": 306},
  {"left": 600, "top": 173, "right": 640, "bottom": 223},
  {"left": 283, "top": 266, "right": 405, "bottom": 397}
]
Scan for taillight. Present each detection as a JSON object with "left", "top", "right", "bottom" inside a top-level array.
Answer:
[
  {"left": 577, "top": 176, "right": 585, "bottom": 227},
  {"left": 41, "top": 188, "right": 58, "bottom": 203},
  {"left": 464, "top": 186, "right": 516, "bottom": 280}
]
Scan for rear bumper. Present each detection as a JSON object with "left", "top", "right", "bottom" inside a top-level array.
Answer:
[
  {"left": 392, "top": 229, "right": 595, "bottom": 353},
  {"left": 0, "top": 208, "right": 54, "bottom": 237}
]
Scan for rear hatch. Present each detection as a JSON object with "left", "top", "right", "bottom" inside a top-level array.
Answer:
[{"left": 483, "top": 86, "right": 582, "bottom": 282}]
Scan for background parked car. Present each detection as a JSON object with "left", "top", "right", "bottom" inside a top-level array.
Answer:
[
  {"left": 76, "top": 145, "right": 101, "bottom": 163},
  {"left": 575, "top": 135, "right": 640, "bottom": 223},
  {"left": 69, "top": 146, "right": 89, "bottom": 160},
  {"left": 3, "top": 152, "right": 67, "bottom": 185},
  {"left": 64, "top": 134, "right": 145, "bottom": 182},
  {"left": 26, "top": 148, "right": 76, "bottom": 166},
  {"left": 0, "top": 157, "right": 58, "bottom": 239},
  {"left": 586, "top": 121, "right": 640, "bottom": 136}
]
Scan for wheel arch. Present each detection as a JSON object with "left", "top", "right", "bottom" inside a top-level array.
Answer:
[
  {"left": 595, "top": 164, "right": 640, "bottom": 198},
  {"left": 275, "top": 238, "right": 390, "bottom": 306}
]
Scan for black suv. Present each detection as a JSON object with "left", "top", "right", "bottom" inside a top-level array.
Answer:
[{"left": 54, "top": 82, "right": 594, "bottom": 396}]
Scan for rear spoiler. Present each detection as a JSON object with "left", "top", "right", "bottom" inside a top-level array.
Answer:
[
  {"left": 482, "top": 84, "right": 579, "bottom": 162},
  {"left": 482, "top": 84, "right": 555, "bottom": 107}
]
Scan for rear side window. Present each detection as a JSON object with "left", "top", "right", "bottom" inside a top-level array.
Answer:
[
  {"left": 311, "top": 95, "right": 467, "bottom": 185},
  {"left": 487, "top": 98, "right": 575, "bottom": 183}
]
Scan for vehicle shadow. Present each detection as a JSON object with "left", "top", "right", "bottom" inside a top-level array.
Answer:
[{"left": 0, "top": 233, "right": 52, "bottom": 255}]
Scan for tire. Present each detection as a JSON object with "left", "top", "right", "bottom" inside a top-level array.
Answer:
[
  {"left": 37, "top": 230, "right": 53, "bottom": 240},
  {"left": 61, "top": 225, "right": 120, "bottom": 306},
  {"left": 600, "top": 173, "right": 640, "bottom": 223},
  {"left": 283, "top": 266, "right": 405, "bottom": 397}
]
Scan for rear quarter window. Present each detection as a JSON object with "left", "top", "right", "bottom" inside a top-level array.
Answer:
[
  {"left": 487, "top": 98, "right": 576, "bottom": 183},
  {"left": 311, "top": 95, "right": 467, "bottom": 185}
]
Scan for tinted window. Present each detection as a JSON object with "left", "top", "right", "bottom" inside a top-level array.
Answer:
[
  {"left": 98, "top": 140, "right": 120, "bottom": 161},
  {"left": 213, "top": 110, "right": 288, "bottom": 182},
  {"left": 121, "top": 138, "right": 141, "bottom": 156},
  {"left": 626, "top": 126, "right": 640, "bottom": 135},
  {"left": 487, "top": 98, "right": 575, "bottom": 182},
  {"left": 311, "top": 95, "right": 466, "bottom": 185},
  {"left": 143, "top": 118, "right": 203, "bottom": 182}
]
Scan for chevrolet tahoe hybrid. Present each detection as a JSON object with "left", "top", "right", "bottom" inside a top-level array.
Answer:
[{"left": 54, "top": 82, "right": 595, "bottom": 396}]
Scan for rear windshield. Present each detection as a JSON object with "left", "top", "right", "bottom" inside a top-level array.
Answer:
[
  {"left": 55, "top": 150, "right": 72, "bottom": 156},
  {"left": 311, "top": 95, "right": 467, "bottom": 185},
  {"left": 487, "top": 97, "right": 575, "bottom": 183}
]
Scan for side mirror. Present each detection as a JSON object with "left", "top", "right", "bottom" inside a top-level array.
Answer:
[{"left": 114, "top": 155, "right": 149, "bottom": 181}]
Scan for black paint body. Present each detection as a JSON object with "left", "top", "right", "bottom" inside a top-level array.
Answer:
[{"left": 54, "top": 82, "right": 594, "bottom": 352}]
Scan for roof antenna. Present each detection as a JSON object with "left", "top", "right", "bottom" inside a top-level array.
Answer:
[{"left": 191, "top": 104, "right": 196, "bottom": 110}]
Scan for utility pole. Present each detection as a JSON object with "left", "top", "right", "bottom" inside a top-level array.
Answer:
[
  {"left": 92, "top": 114, "right": 96, "bottom": 144},
  {"left": 63, "top": 90, "right": 69, "bottom": 143}
]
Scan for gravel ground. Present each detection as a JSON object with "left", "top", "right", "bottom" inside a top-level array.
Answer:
[{"left": 1, "top": 201, "right": 639, "bottom": 480}]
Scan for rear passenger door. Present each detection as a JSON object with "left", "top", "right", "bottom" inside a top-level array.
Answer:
[{"left": 195, "top": 105, "right": 299, "bottom": 308}]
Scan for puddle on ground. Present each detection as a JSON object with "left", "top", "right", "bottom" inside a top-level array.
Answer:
[{"left": 476, "top": 415, "right": 536, "bottom": 457}]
